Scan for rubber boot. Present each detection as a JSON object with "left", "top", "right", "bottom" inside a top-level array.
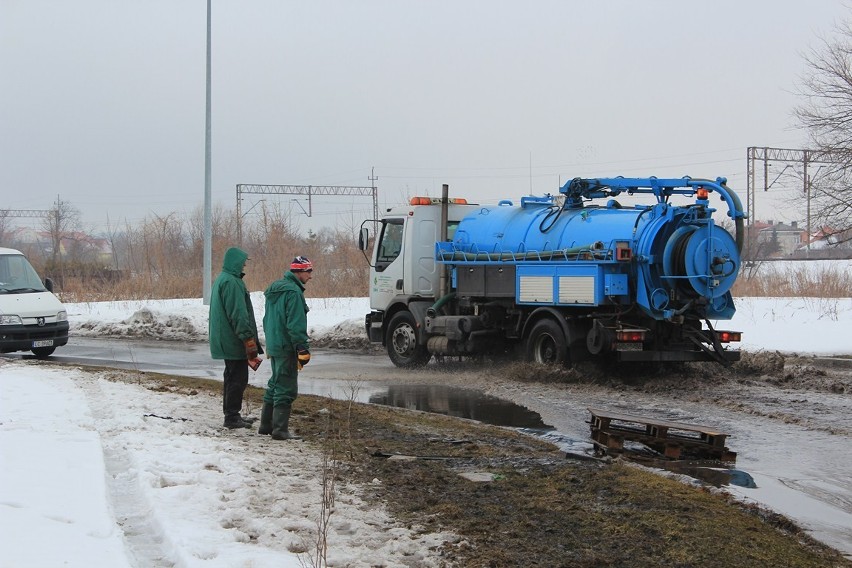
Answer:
[
  {"left": 271, "top": 404, "right": 301, "bottom": 440},
  {"left": 223, "top": 416, "right": 252, "bottom": 429},
  {"left": 257, "top": 402, "right": 274, "bottom": 435}
]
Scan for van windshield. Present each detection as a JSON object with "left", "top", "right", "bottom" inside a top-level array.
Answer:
[{"left": 0, "top": 254, "right": 48, "bottom": 293}]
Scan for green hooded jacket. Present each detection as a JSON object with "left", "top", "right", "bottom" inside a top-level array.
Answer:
[
  {"left": 209, "top": 247, "right": 261, "bottom": 360},
  {"left": 263, "top": 271, "right": 310, "bottom": 358}
]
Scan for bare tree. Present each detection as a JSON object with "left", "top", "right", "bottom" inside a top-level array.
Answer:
[
  {"left": 103, "top": 215, "right": 124, "bottom": 270},
  {"left": 41, "top": 198, "right": 81, "bottom": 267},
  {"left": 794, "top": 19, "right": 852, "bottom": 245},
  {"left": 0, "top": 210, "right": 11, "bottom": 244}
]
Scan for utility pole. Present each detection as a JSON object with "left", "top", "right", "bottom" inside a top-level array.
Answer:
[
  {"left": 804, "top": 152, "right": 810, "bottom": 256},
  {"left": 203, "top": 0, "right": 213, "bottom": 305},
  {"left": 369, "top": 166, "right": 379, "bottom": 234}
]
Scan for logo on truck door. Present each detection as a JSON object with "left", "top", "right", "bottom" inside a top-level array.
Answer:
[{"left": 372, "top": 274, "right": 395, "bottom": 294}]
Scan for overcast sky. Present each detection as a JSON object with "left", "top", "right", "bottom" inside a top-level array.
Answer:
[{"left": 2, "top": 1, "right": 850, "bottom": 235}]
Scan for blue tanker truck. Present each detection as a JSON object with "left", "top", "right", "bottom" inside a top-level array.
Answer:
[{"left": 359, "top": 176, "right": 745, "bottom": 368}]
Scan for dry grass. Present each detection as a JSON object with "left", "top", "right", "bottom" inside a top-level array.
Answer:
[
  {"left": 733, "top": 261, "right": 852, "bottom": 297},
  {"left": 14, "top": 204, "right": 370, "bottom": 302},
  {"left": 55, "top": 260, "right": 851, "bottom": 303},
  {"left": 52, "top": 247, "right": 369, "bottom": 302}
]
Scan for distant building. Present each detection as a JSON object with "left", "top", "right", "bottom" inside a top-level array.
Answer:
[
  {"left": 748, "top": 220, "right": 808, "bottom": 258},
  {"left": 791, "top": 225, "right": 852, "bottom": 259},
  {"left": 6, "top": 227, "right": 112, "bottom": 265}
]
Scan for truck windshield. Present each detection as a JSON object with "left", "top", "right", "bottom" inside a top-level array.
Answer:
[{"left": 0, "top": 254, "right": 48, "bottom": 293}]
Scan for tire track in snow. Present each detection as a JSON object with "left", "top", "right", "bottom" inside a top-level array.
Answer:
[{"left": 75, "top": 375, "right": 176, "bottom": 567}]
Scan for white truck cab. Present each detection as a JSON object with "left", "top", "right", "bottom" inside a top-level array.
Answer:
[
  {"left": 359, "top": 195, "right": 479, "bottom": 366},
  {"left": 0, "top": 247, "right": 69, "bottom": 358}
]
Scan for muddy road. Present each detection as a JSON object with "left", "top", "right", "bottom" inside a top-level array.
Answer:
[{"left": 9, "top": 338, "right": 852, "bottom": 557}]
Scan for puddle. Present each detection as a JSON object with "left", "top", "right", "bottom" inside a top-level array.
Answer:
[
  {"left": 366, "top": 385, "right": 758, "bottom": 490},
  {"left": 651, "top": 460, "right": 757, "bottom": 488},
  {"left": 280, "top": 379, "right": 762, "bottom": 491},
  {"left": 368, "top": 384, "right": 554, "bottom": 429}
]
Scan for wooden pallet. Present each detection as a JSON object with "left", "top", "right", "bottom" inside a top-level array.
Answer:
[{"left": 588, "top": 407, "right": 736, "bottom": 462}]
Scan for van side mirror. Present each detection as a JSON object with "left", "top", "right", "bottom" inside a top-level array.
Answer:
[
  {"left": 44, "top": 278, "right": 54, "bottom": 293},
  {"left": 358, "top": 227, "right": 369, "bottom": 251}
]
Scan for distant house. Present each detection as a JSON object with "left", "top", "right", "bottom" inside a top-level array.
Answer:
[
  {"left": 6, "top": 227, "right": 113, "bottom": 265},
  {"left": 748, "top": 220, "right": 808, "bottom": 258},
  {"left": 792, "top": 225, "right": 852, "bottom": 259},
  {"left": 58, "top": 232, "right": 113, "bottom": 265}
]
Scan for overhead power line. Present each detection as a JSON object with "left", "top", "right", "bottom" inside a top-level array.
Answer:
[
  {"left": 746, "top": 146, "right": 844, "bottom": 250},
  {"left": 235, "top": 182, "right": 379, "bottom": 244}
]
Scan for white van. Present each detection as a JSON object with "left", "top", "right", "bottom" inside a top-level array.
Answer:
[{"left": 0, "top": 247, "right": 69, "bottom": 358}]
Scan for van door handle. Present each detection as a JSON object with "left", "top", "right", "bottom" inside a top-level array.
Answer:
[{"left": 396, "top": 279, "right": 403, "bottom": 290}]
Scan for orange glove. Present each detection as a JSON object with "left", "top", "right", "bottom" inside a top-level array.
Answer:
[
  {"left": 296, "top": 348, "right": 311, "bottom": 370},
  {"left": 244, "top": 338, "right": 258, "bottom": 359}
]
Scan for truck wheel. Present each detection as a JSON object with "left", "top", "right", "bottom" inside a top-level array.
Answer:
[
  {"left": 31, "top": 347, "right": 56, "bottom": 358},
  {"left": 525, "top": 319, "right": 568, "bottom": 365},
  {"left": 387, "top": 311, "right": 430, "bottom": 368}
]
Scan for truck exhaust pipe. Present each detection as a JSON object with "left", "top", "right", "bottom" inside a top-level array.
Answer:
[{"left": 439, "top": 183, "right": 449, "bottom": 299}]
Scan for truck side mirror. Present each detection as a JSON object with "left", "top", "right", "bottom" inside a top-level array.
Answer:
[
  {"left": 44, "top": 278, "right": 54, "bottom": 293},
  {"left": 358, "top": 227, "right": 369, "bottom": 251}
]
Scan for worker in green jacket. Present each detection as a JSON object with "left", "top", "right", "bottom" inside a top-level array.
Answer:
[
  {"left": 258, "top": 256, "right": 313, "bottom": 440},
  {"left": 209, "top": 247, "right": 263, "bottom": 429}
]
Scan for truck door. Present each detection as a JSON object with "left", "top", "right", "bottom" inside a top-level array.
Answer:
[{"left": 406, "top": 215, "right": 439, "bottom": 297}]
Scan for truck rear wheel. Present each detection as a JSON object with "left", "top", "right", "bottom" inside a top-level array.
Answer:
[
  {"left": 525, "top": 319, "right": 568, "bottom": 365},
  {"left": 387, "top": 311, "right": 430, "bottom": 368}
]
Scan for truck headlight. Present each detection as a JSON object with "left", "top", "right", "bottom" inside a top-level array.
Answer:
[
  {"left": 0, "top": 314, "right": 23, "bottom": 325},
  {"left": 57, "top": 311, "right": 68, "bottom": 322}
]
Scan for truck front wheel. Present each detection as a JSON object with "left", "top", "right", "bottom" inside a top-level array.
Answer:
[
  {"left": 387, "top": 311, "right": 431, "bottom": 368},
  {"left": 525, "top": 319, "right": 568, "bottom": 365}
]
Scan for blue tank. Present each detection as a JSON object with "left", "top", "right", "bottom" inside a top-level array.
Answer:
[
  {"left": 453, "top": 196, "right": 644, "bottom": 256},
  {"left": 439, "top": 177, "right": 745, "bottom": 322}
]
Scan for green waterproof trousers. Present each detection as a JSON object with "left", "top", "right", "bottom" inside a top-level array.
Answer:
[{"left": 263, "top": 353, "right": 299, "bottom": 406}]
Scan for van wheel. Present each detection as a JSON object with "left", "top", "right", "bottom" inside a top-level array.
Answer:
[
  {"left": 387, "top": 311, "right": 430, "bottom": 368},
  {"left": 525, "top": 319, "right": 568, "bottom": 365},
  {"left": 31, "top": 347, "right": 56, "bottom": 358}
]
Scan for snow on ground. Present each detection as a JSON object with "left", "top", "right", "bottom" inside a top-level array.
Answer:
[
  {"left": 70, "top": 295, "right": 371, "bottom": 346},
  {"left": 733, "top": 296, "right": 852, "bottom": 356},
  {"left": 0, "top": 361, "right": 454, "bottom": 568}
]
